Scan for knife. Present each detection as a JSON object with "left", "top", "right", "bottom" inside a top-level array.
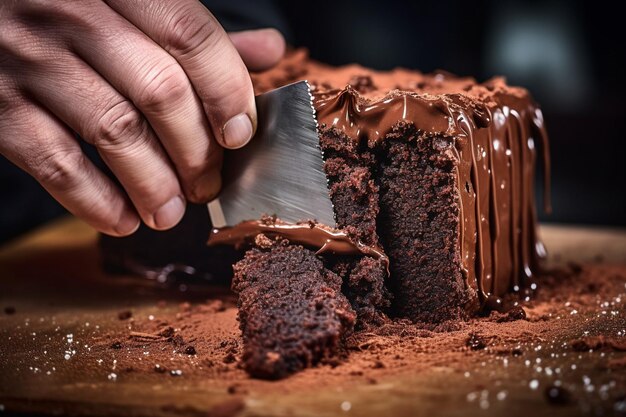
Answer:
[{"left": 207, "top": 81, "right": 336, "bottom": 229}]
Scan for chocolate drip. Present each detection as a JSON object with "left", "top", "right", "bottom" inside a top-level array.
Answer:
[
  {"left": 246, "top": 57, "right": 551, "bottom": 311},
  {"left": 207, "top": 219, "right": 389, "bottom": 269},
  {"left": 312, "top": 84, "right": 550, "bottom": 306},
  {"left": 209, "top": 81, "right": 549, "bottom": 309}
]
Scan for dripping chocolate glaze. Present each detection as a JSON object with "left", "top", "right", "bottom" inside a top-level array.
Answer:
[
  {"left": 207, "top": 219, "right": 389, "bottom": 270},
  {"left": 229, "top": 57, "right": 550, "bottom": 310},
  {"left": 314, "top": 81, "right": 551, "bottom": 308}
]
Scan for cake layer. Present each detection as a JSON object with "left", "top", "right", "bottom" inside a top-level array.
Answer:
[
  {"left": 232, "top": 239, "right": 356, "bottom": 379},
  {"left": 377, "top": 127, "right": 477, "bottom": 320},
  {"left": 209, "top": 216, "right": 391, "bottom": 326}
]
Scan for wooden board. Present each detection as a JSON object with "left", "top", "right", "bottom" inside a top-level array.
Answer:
[{"left": 0, "top": 218, "right": 625, "bottom": 417}]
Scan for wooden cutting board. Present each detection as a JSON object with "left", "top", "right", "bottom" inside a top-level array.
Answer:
[{"left": 0, "top": 218, "right": 625, "bottom": 417}]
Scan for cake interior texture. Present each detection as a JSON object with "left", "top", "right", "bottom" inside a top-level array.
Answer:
[
  {"left": 232, "top": 236, "right": 356, "bottom": 379},
  {"left": 245, "top": 49, "right": 550, "bottom": 319},
  {"left": 101, "top": 50, "right": 550, "bottom": 379}
]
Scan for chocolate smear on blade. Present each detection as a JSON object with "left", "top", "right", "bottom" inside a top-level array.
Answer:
[{"left": 207, "top": 217, "right": 389, "bottom": 271}]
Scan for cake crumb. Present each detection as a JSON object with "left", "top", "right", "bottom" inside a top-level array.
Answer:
[{"left": 254, "top": 233, "right": 275, "bottom": 249}]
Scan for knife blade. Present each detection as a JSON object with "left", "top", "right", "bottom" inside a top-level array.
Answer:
[{"left": 207, "top": 81, "right": 336, "bottom": 229}]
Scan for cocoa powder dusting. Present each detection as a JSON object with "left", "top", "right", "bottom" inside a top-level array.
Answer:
[
  {"left": 1, "top": 261, "right": 625, "bottom": 416},
  {"left": 81, "top": 265, "right": 626, "bottom": 411}
]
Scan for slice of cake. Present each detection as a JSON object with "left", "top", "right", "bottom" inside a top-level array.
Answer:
[{"left": 232, "top": 236, "right": 356, "bottom": 379}]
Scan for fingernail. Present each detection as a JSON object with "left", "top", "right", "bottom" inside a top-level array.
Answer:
[
  {"left": 190, "top": 171, "right": 222, "bottom": 203},
  {"left": 115, "top": 212, "right": 141, "bottom": 236},
  {"left": 153, "top": 195, "right": 186, "bottom": 230},
  {"left": 222, "top": 113, "right": 253, "bottom": 149}
]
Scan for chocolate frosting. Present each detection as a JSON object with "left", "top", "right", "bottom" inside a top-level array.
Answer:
[
  {"left": 218, "top": 50, "right": 551, "bottom": 307},
  {"left": 313, "top": 81, "right": 550, "bottom": 303}
]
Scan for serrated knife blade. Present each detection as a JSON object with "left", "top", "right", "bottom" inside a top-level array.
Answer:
[{"left": 207, "top": 81, "right": 335, "bottom": 228}]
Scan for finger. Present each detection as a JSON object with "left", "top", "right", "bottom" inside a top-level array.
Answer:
[
  {"left": 229, "top": 28, "right": 286, "bottom": 72},
  {"left": 20, "top": 54, "right": 186, "bottom": 231},
  {"left": 104, "top": 0, "right": 257, "bottom": 149},
  {"left": 69, "top": 1, "right": 222, "bottom": 202},
  {"left": 0, "top": 94, "right": 140, "bottom": 236}
]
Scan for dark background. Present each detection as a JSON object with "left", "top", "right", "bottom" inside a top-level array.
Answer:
[{"left": 1, "top": 0, "right": 624, "bottom": 244}]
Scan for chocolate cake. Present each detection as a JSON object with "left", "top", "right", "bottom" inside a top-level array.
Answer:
[
  {"left": 232, "top": 236, "right": 356, "bottom": 379},
  {"left": 216, "top": 50, "right": 551, "bottom": 319},
  {"left": 101, "top": 50, "right": 550, "bottom": 378}
]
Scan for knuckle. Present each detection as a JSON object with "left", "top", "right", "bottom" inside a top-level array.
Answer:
[
  {"left": 163, "top": 6, "right": 220, "bottom": 55},
  {"left": 94, "top": 101, "right": 147, "bottom": 150},
  {"left": 136, "top": 63, "right": 189, "bottom": 111},
  {"left": 34, "top": 148, "right": 85, "bottom": 191}
]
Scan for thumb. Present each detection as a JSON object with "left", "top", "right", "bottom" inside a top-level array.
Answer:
[{"left": 229, "top": 28, "right": 286, "bottom": 72}]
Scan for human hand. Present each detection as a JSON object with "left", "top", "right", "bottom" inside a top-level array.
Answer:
[{"left": 0, "top": 0, "right": 285, "bottom": 236}]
